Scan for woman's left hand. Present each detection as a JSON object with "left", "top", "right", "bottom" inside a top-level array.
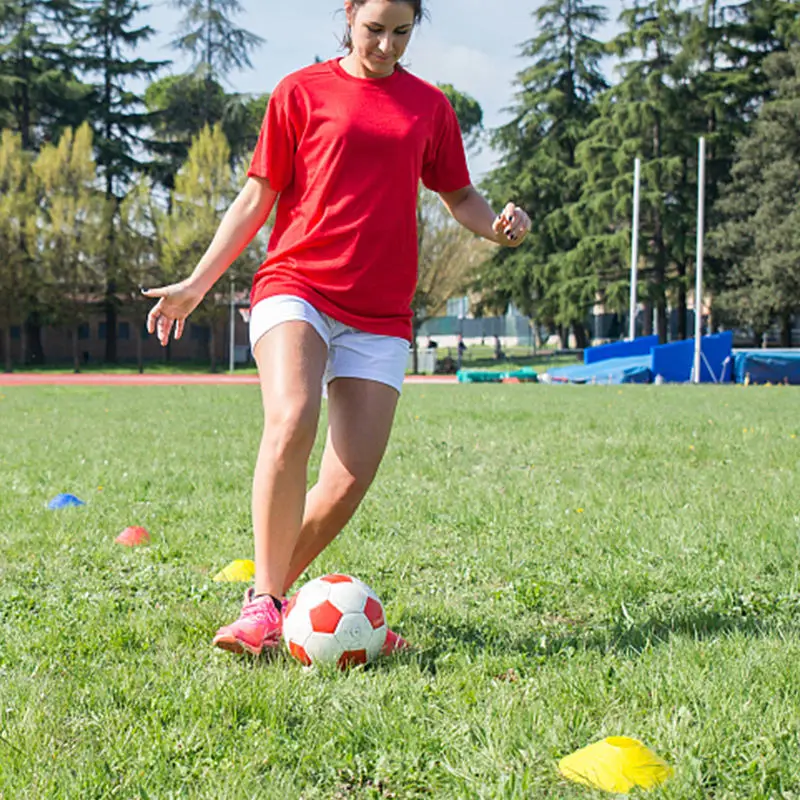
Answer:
[{"left": 493, "top": 203, "right": 531, "bottom": 248}]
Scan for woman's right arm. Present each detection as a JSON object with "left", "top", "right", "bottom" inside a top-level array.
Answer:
[{"left": 144, "top": 176, "right": 279, "bottom": 346}]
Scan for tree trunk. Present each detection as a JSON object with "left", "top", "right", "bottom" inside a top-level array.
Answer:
[
  {"left": 572, "top": 322, "right": 589, "bottom": 349},
  {"left": 653, "top": 221, "right": 668, "bottom": 341},
  {"left": 781, "top": 312, "right": 792, "bottom": 348},
  {"left": 531, "top": 318, "right": 541, "bottom": 353},
  {"left": 26, "top": 317, "right": 45, "bottom": 365},
  {"left": 104, "top": 286, "right": 118, "bottom": 363},
  {"left": 137, "top": 318, "right": 144, "bottom": 374},
  {"left": 3, "top": 325, "right": 11, "bottom": 373},
  {"left": 72, "top": 326, "right": 80, "bottom": 374},
  {"left": 411, "top": 319, "right": 420, "bottom": 374},
  {"left": 209, "top": 322, "right": 217, "bottom": 373},
  {"left": 677, "top": 260, "right": 688, "bottom": 340},
  {"left": 642, "top": 304, "right": 653, "bottom": 337}
]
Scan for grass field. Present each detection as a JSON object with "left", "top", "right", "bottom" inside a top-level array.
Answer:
[{"left": 1, "top": 383, "right": 799, "bottom": 799}]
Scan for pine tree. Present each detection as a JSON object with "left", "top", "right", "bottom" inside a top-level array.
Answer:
[
  {"left": 0, "top": 0, "right": 91, "bottom": 363},
  {"left": 0, "top": 0, "right": 89, "bottom": 150},
  {"left": 685, "top": 0, "right": 799, "bottom": 315},
  {"left": 476, "top": 0, "right": 608, "bottom": 347},
  {"left": 716, "top": 0, "right": 798, "bottom": 109},
  {"left": 710, "top": 48, "right": 800, "bottom": 346},
  {"left": 34, "top": 122, "right": 105, "bottom": 372},
  {"left": 75, "top": 0, "right": 168, "bottom": 362},
  {"left": 170, "top": 0, "right": 263, "bottom": 126},
  {"left": 76, "top": 0, "right": 166, "bottom": 196},
  {"left": 576, "top": 0, "right": 694, "bottom": 342},
  {"left": 0, "top": 129, "right": 36, "bottom": 372},
  {"left": 145, "top": 73, "right": 267, "bottom": 198},
  {"left": 438, "top": 83, "right": 483, "bottom": 153}
]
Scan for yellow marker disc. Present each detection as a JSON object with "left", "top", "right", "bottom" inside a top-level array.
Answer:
[
  {"left": 213, "top": 559, "right": 256, "bottom": 583},
  {"left": 558, "top": 736, "right": 673, "bottom": 794}
]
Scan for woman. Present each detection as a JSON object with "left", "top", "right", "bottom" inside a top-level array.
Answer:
[{"left": 144, "top": 0, "right": 531, "bottom": 657}]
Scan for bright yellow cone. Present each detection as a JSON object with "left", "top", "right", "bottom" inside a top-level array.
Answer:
[
  {"left": 558, "top": 736, "right": 673, "bottom": 794},
  {"left": 213, "top": 559, "right": 256, "bottom": 583}
]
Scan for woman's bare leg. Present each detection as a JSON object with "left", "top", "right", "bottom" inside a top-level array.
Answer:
[
  {"left": 282, "top": 377, "right": 399, "bottom": 594},
  {"left": 252, "top": 322, "right": 328, "bottom": 599}
]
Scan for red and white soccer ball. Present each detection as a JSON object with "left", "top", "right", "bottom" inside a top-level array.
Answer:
[{"left": 283, "top": 574, "right": 388, "bottom": 668}]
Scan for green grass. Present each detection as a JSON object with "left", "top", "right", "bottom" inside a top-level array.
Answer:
[{"left": 1, "top": 383, "right": 799, "bottom": 798}]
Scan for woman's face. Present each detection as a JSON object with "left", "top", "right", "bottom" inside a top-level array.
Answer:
[{"left": 345, "top": 0, "right": 416, "bottom": 78}]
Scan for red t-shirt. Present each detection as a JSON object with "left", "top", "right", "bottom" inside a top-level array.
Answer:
[{"left": 247, "top": 58, "right": 471, "bottom": 341}]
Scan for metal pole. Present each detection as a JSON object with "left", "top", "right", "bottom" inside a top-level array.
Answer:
[
  {"left": 628, "top": 158, "right": 642, "bottom": 340},
  {"left": 228, "top": 279, "right": 235, "bottom": 374},
  {"left": 693, "top": 137, "right": 706, "bottom": 384}
]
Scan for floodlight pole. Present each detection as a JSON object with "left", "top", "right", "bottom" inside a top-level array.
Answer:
[
  {"left": 228, "top": 279, "right": 236, "bottom": 374},
  {"left": 693, "top": 137, "right": 707, "bottom": 384},
  {"left": 628, "top": 158, "right": 642, "bottom": 340}
]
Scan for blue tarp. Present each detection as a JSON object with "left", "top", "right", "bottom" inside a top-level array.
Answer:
[
  {"left": 546, "top": 355, "right": 653, "bottom": 385},
  {"left": 584, "top": 336, "right": 660, "bottom": 365},
  {"left": 651, "top": 331, "right": 733, "bottom": 383},
  {"left": 546, "top": 332, "right": 735, "bottom": 385},
  {"left": 733, "top": 350, "right": 800, "bottom": 385}
]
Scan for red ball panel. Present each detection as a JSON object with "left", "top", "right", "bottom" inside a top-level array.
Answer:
[
  {"left": 289, "top": 641, "right": 311, "bottom": 666},
  {"left": 363, "top": 596, "right": 385, "bottom": 630},
  {"left": 321, "top": 574, "right": 353, "bottom": 584},
  {"left": 338, "top": 649, "right": 368, "bottom": 669},
  {"left": 309, "top": 600, "right": 343, "bottom": 634}
]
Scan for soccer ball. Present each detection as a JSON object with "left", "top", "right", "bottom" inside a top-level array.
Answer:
[{"left": 283, "top": 574, "right": 388, "bottom": 668}]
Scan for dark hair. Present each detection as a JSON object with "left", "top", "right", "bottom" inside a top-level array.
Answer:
[{"left": 341, "top": 0, "right": 425, "bottom": 52}]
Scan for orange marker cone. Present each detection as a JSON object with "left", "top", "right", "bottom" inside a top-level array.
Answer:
[{"left": 115, "top": 526, "right": 151, "bottom": 547}]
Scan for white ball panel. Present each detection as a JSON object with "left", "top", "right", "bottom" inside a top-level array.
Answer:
[
  {"left": 283, "top": 607, "right": 313, "bottom": 649},
  {"left": 328, "top": 581, "right": 368, "bottom": 615},
  {"left": 304, "top": 631, "right": 346, "bottom": 665},
  {"left": 367, "top": 624, "right": 388, "bottom": 660},
  {"left": 334, "top": 612, "right": 373, "bottom": 651},
  {"left": 349, "top": 576, "right": 378, "bottom": 598}
]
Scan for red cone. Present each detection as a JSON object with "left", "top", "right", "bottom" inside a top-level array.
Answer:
[{"left": 115, "top": 526, "right": 150, "bottom": 547}]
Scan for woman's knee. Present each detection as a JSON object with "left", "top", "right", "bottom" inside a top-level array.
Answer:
[
  {"left": 261, "top": 397, "right": 320, "bottom": 460},
  {"left": 325, "top": 460, "right": 378, "bottom": 507}
]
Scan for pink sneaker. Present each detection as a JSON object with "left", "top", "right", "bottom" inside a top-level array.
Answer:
[
  {"left": 381, "top": 628, "right": 410, "bottom": 656},
  {"left": 212, "top": 588, "right": 283, "bottom": 655}
]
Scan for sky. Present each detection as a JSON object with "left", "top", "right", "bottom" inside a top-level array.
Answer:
[{"left": 139, "top": 0, "right": 624, "bottom": 179}]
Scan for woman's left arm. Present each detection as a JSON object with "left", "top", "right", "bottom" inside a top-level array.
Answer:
[{"left": 439, "top": 185, "right": 530, "bottom": 248}]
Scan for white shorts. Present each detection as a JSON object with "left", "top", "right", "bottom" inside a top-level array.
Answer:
[{"left": 249, "top": 295, "right": 410, "bottom": 394}]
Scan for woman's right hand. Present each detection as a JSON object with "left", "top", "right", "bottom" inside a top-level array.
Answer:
[{"left": 142, "top": 281, "right": 206, "bottom": 347}]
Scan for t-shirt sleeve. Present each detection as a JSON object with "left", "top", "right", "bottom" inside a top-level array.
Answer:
[
  {"left": 247, "top": 79, "right": 298, "bottom": 192},
  {"left": 421, "top": 97, "right": 471, "bottom": 193}
]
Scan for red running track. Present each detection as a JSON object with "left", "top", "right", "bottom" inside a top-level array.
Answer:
[{"left": 0, "top": 373, "right": 458, "bottom": 387}]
